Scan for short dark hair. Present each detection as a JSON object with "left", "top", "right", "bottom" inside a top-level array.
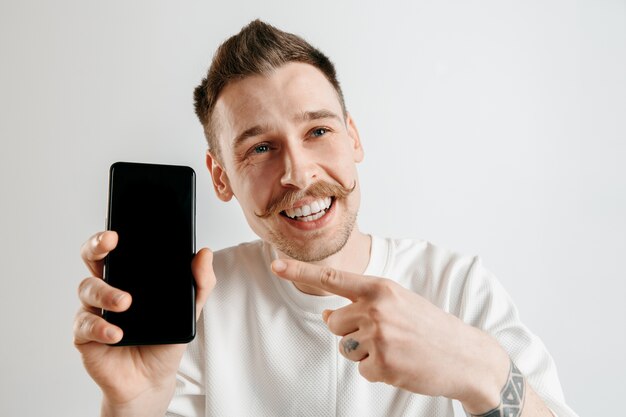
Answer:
[{"left": 193, "top": 19, "right": 347, "bottom": 160}]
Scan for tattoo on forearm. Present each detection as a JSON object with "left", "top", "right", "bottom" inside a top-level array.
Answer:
[
  {"left": 343, "top": 338, "right": 359, "bottom": 354},
  {"left": 470, "top": 361, "right": 526, "bottom": 417}
]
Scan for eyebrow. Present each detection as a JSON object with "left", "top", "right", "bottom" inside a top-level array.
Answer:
[
  {"left": 232, "top": 125, "right": 270, "bottom": 148},
  {"left": 294, "top": 109, "right": 343, "bottom": 123},
  {"left": 231, "top": 109, "right": 343, "bottom": 147}
]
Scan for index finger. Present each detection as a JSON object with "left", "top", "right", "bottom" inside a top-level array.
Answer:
[
  {"left": 80, "top": 231, "right": 118, "bottom": 277},
  {"left": 271, "top": 259, "right": 367, "bottom": 301}
]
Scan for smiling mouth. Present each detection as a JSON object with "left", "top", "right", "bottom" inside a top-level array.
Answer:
[{"left": 280, "top": 197, "right": 333, "bottom": 222}]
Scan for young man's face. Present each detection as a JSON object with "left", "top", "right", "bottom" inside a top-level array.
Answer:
[{"left": 207, "top": 62, "right": 364, "bottom": 262}]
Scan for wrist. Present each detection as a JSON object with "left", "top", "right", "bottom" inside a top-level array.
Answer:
[
  {"left": 101, "top": 379, "right": 176, "bottom": 417},
  {"left": 462, "top": 360, "right": 527, "bottom": 417},
  {"left": 453, "top": 327, "right": 510, "bottom": 413},
  {"left": 461, "top": 382, "right": 501, "bottom": 416}
]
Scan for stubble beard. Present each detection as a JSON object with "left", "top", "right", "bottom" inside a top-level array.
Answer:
[{"left": 268, "top": 205, "right": 358, "bottom": 262}]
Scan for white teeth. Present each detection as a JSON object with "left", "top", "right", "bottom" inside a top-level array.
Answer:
[
  {"left": 300, "top": 211, "right": 325, "bottom": 222},
  {"left": 283, "top": 197, "right": 333, "bottom": 220}
]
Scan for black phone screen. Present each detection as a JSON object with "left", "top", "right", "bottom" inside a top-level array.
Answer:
[{"left": 104, "top": 162, "right": 196, "bottom": 345}]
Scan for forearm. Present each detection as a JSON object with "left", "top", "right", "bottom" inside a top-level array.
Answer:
[{"left": 518, "top": 382, "right": 554, "bottom": 417}]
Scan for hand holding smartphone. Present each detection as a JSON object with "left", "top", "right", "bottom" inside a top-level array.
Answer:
[{"left": 103, "top": 162, "right": 196, "bottom": 345}]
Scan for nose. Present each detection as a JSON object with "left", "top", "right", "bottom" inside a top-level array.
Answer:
[{"left": 280, "top": 144, "right": 318, "bottom": 190}]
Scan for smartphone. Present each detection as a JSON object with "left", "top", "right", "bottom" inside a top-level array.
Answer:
[{"left": 103, "top": 161, "right": 196, "bottom": 345}]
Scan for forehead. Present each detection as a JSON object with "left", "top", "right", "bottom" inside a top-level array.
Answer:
[{"left": 213, "top": 62, "right": 344, "bottom": 146}]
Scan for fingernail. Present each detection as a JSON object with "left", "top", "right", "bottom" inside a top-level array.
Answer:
[
  {"left": 97, "top": 233, "right": 104, "bottom": 243},
  {"left": 272, "top": 259, "right": 287, "bottom": 272}
]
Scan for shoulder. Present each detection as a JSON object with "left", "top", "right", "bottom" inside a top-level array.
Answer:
[
  {"left": 377, "top": 236, "right": 479, "bottom": 283},
  {"left": 373, "top": 236, "right": 492, "bottom": 313},
  {"left": 212, "top": 239, "right": 266, "bottom": 268},
  {"left": 209, "top": 239, "right": 270, "bottom": 289},
  {"left": 378, "top": 236, "right": 518, "bottom": 324}
]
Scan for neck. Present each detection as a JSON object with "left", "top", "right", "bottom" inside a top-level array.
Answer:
[{"left": 275, "top": 227, "right": 372, "bottom": 296}]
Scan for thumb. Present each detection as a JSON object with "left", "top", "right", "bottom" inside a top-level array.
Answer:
[{"left": 192, "top": 248, "right": 216, "bottom": 320}]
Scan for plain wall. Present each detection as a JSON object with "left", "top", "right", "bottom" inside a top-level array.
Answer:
[{"left": 1, "top": 0, "right": 624, "bottom": 415}]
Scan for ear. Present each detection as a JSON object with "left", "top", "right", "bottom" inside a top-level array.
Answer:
[
  {"left": 206, "top": 151, "right": 234, "bottom": 202},
  {"left": 345, "top": 112, "right": 364, "bottom": 163}
]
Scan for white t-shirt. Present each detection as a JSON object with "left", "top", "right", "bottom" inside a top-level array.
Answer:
[{"left": 167, "top": 236, "right": 578, "bottom": 417}]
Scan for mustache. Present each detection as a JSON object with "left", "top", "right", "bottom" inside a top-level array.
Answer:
[{"left": 255, "top": 180, "right": 356, "bottom": 219}]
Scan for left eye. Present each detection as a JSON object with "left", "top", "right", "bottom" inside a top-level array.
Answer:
[
  {"left": 311, "top": 128, "right": 328, "bottom": 137},
  {"left": 253, "top": 144, "right": 270, "bottom": 154}
]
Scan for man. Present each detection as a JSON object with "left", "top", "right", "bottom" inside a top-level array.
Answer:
[{"left": 74, "top": 20, "right": 578, "bottom": 416}]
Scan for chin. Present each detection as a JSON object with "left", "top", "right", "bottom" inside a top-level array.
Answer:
[
  {"left": 268, "top": 211, "right": 357, "bottom": 262},
  {"left": 279, "top": 242, "right": 343, "bottom": 263}
]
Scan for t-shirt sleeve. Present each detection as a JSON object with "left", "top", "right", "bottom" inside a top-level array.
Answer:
[{"left": 456, "top": 256, "right": 579, "bottom": 417}]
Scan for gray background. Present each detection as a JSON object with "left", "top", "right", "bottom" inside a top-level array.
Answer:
[{"left": 1, "top": 0, "right": 624, "bottom": 415}]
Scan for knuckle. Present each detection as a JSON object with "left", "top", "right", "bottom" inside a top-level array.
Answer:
[
  {"left": 74, "top": 311, "right": 95, "bottom": 338},
  {"left": 78, "top": 278, "right": 106, "bottom": 307},
  {"left": 366, "top": 304, "right": 384, "bottom": 322},
  {"left": 370, "top": 278, "right": 395, "bottom": 297},
  {"left": 320, "top": 267, "right": 341, "bottom": 288},
  {"left": 74, "top": 311, "right": 110, "bottom": 343},
  {"left": 77, "top": 278, "right": 94, "bottom": 300},
  {"left": 295, "top": 262, "right": 307, "bottom": 280}
]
